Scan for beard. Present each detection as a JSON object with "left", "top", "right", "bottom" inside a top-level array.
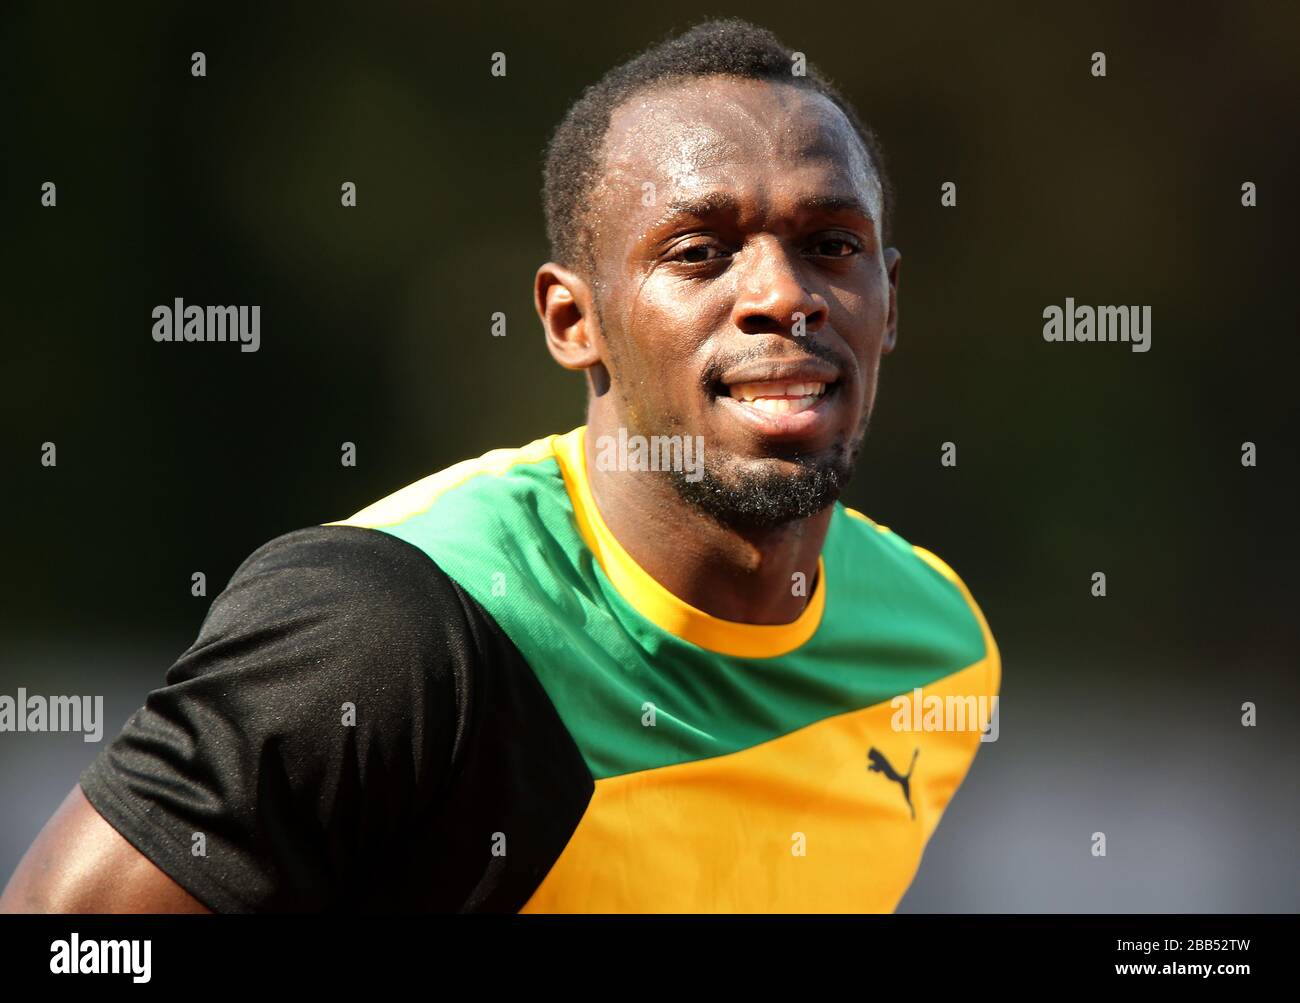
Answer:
[
  {"left": 612, "top": 376, "right": 872, "bottom": 531},
  {"left": 665, "top": 428, "right": 865, "bottom": 531},
  {"left": 601, "top": 315, "right": 872, "bottom": 532}
]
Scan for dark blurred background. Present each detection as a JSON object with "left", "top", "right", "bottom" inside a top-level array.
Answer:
[{"left": 1, "top": 1, "right": 1297, "bottom": 911}]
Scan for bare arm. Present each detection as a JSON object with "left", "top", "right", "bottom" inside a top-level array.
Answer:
[{"left": 0, "top": 785, "right": 211, "bottom": 914}]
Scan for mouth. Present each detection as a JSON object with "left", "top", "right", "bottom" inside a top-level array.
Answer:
[
  {"left": 711, "top": 361, "right": 844, "bottom": 440},
  {"left": 725, "top": 380, "right": 830, "bottom": 415}
]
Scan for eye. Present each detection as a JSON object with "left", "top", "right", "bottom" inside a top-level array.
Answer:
[
  {"left": 667, "top": 239, "right": 729, "bottom": 265},
  {"left": 807, "top": 235, "right": 863, "bottom": 258}
]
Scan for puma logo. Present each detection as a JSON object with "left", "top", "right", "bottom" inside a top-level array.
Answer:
[{"left": 867, "top": 746, "right": 919, "bottom": 819}]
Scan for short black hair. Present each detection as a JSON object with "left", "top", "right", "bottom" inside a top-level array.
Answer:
[{"left": 541, "top": 17, "right": 893, "bottom": 278}]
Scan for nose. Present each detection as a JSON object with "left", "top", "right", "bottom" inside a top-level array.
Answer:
[{"left": 730, "top": 236, "right": 828, "bottom": 338}]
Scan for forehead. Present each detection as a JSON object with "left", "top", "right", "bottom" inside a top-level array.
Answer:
[{"left": 596, "top": 75, "right": 881, "bottom": 224}]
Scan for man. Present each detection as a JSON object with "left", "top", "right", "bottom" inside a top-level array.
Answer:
[{"left": 2, "top": 17, "right": 999, "bottom": 913}]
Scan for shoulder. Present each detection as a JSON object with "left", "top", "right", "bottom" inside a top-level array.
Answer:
[
  {"left": 838, "top": 505, "right": 977, "bottom": 596},
  {"left": 203, "top": 523, "right": 480, "bottom": 664},
  {"left": 77, "top": 525, "right": 505, "bottom": 911},
  {"left": 321, "top": 430, "right": 588, "bottom": 616},
  {"left": 840, "top": 507, "right": 979, "bottom": 603},
  {"left": 227, "top": 521, "right": 448, "bottom": 595},
  {"left": 171, "top": 524, "right": 496, "bottom": 752},
  {"left": 836, "top": 505, "right": 1000, "bottom": 687},
  {"left": 327, "top": 431, "right": 571, "bottom": 533}
]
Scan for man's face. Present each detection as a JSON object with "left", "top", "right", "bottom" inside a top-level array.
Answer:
[{"left": 586, "top": 75, "right": 899, "bottom": 529}]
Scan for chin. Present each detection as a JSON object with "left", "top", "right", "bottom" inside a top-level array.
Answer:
[{"left": 667, "top": 447, "right": 856, "bottom": 531}]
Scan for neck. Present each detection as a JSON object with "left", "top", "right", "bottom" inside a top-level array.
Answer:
[{"left": 583, "top": 412, "right": 830, "bottom": 625}]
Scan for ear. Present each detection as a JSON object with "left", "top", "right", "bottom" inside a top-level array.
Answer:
[
  {"left": 535, "top": 262, "right": 602, "bottom": 371},
  {"left": 881, "top": 247, "right": 901, "bottom": 354}
]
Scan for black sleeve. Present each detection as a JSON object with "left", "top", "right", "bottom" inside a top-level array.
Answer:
[{"left": 78, "top": 525, "right": 472, "bottom": 913}]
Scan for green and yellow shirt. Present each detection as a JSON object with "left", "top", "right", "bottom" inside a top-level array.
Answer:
[{"left": 80, "top": 425, "right": 1000, "bottom": 913}]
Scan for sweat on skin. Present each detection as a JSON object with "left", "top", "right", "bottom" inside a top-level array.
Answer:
[{"left": 537, "top": 75, "right": 898, "bottom": 627}]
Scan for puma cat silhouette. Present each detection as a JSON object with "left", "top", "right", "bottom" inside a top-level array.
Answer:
[{"left": 867, "top": 746, "right": 919, "bottom": 819}]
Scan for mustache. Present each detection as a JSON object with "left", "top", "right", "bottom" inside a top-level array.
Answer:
[{"left": 699, "top": 338, "right": 848, "bottom": 387}]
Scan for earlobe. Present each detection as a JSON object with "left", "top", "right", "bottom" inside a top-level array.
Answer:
[{"left": 535, "top": 263, "right": 602, "bottom": 371}]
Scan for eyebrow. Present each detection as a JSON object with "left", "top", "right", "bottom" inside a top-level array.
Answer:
[
  {"left": 795, "top": 194, "right": 875, "bottom": 220},
  {"left": 649, "top": 191, "right": 875, "bottom": 233}
]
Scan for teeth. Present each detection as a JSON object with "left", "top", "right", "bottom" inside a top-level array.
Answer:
[
  {"left": 728, "top": 381, "right": 826, "bottom": 403},
  {"left": 747, "top": 396, "right": 818, "bottom": 415}
]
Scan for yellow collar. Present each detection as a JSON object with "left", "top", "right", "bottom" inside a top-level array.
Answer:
[{"left": 551, "top": 426, "right": 826, "bottom": 659}]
